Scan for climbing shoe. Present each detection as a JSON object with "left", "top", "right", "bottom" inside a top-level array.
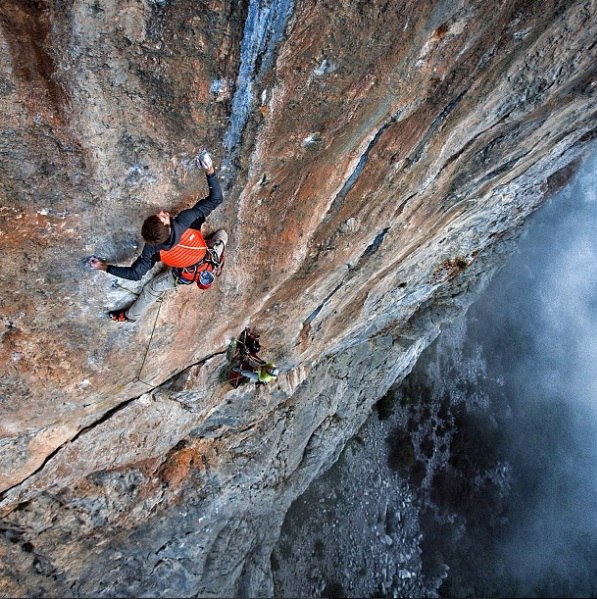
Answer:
[
  {"left": 208, "top": 229, "right": 228, "bottom": 257},
  {"left": 108, "top": 309, "right": 130, "bottom": 323},
  {"left": 195, "top": 149, "right": 213, "bottom": 172}
]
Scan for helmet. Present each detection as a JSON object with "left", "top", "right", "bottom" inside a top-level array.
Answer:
[{"left": 265, "top": 364, "right": 279, "bottom": 377}]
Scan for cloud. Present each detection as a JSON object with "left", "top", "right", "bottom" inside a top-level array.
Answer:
[{"left": 462, "top": 150, "right": 597, "bottom": 594}]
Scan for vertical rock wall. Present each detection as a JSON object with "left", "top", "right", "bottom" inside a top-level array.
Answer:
[{"left": 0, "top": 0, "right": 595, "bottom": 596}]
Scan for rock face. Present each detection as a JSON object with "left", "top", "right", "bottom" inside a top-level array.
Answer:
[{"left": 0, "top": 0, "right": 595, "bottom": 596}]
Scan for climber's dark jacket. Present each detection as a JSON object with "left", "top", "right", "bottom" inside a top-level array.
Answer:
[{"left": 107, "top": 173, "right": 223, "bottom": 281}]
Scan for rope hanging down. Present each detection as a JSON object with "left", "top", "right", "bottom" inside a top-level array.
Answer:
[{"left": 135, "top": 298, "right": 163, "bottom": 388}]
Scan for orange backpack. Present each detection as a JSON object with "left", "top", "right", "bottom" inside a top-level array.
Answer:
[{"left": 160, "top": 229, "right": 221, "bottom": 289}]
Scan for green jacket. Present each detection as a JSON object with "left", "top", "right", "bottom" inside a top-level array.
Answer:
[{"left": 258, "top": 369, "right": 276, "bottom": 383}]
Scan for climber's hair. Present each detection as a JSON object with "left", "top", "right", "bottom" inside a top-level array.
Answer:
[{"left": 142, "top": 215, "right": 170, "bottom": 244}]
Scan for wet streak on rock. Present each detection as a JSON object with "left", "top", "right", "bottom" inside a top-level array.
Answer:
[
  {"left": 302, "top": 227, "right": 389, "bottom": 330},
  {"left": 358, "top": 227, "right": 390, "bottom": 261},
  {"left": 476, "top": 150, "right": 531, "bottom": 186},
  {"left": 395, "top": 193, "right": 418, "bottom": 218},
  {"left": 324, "top": 111, "right": 403, "bottom": 221},
  {"left": 405, "top": 91, "right": 467, "bottom": 169},
  {"left": 0, "top": 1, "right": 68, "bottom": 117},
  {"left": 223, "top": 0, "right": 295, "bottom": 180},
  {"left": 436, "top": 115, "right": 511, "bottom": 179},
  {"left": 303, "top": 282, "right": 344, "bottom": 328},
  {"left": 300, "top": 227, "right": 390, "bottom": 345}
]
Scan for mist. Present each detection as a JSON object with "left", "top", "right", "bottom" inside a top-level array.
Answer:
[{"left": 455, "top": 149, "right": 597, "bottom": 595}]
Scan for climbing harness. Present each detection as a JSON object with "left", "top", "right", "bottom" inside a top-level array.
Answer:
[{"left": 173, "top": 246, "right": 224, "bottom": 289}]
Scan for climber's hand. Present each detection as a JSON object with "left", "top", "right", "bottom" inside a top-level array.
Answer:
[
  {"left": 88, "top": 256, "right": 107, "bottom": 271},
  {"left": 196, "top": 150, "right": 215, "bottom": 175}
]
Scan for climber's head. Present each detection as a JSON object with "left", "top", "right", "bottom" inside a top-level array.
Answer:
[
  {"left": 142, "top": 211, "right": 171, "bottom": 244},
  {"left": 265, "top": 364, "right": 279, "bottom": 378}
]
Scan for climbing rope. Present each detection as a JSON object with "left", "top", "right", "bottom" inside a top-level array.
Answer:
[
  {"left": 133, "top": 256, "right": 223, "bottom": 389},
  {"left": 135, "top": 298, "right": 163, "bottom": 387},
  {"left": 112, "top": 281, "right": 140, "bottom": 295}
]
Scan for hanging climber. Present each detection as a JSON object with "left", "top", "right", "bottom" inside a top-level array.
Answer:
[
  {"left": 227, "top": 328, "right": 279, "bottom": 387},
  {"left": 88, "top": 150, "right": 227, "bottom": 322}
]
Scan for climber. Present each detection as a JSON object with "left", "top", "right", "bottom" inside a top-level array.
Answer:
[
  {"left": 227, "top": 328, "right": 279, "bottom": 386},
  {"left": 88, "top": 150, "right": 227, "bottom": 322}
]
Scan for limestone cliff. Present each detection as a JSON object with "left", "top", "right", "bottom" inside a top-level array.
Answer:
[{"left": 0, "top": 0, "right": 595, "bottom": 596}]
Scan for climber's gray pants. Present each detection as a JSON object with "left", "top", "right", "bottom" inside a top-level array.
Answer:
[
  {"left": 232, "top": 368, "right": 260, "bottom": 383},
  {"left": 125, "top": 268, "right": 177, "bottom": 322}
]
